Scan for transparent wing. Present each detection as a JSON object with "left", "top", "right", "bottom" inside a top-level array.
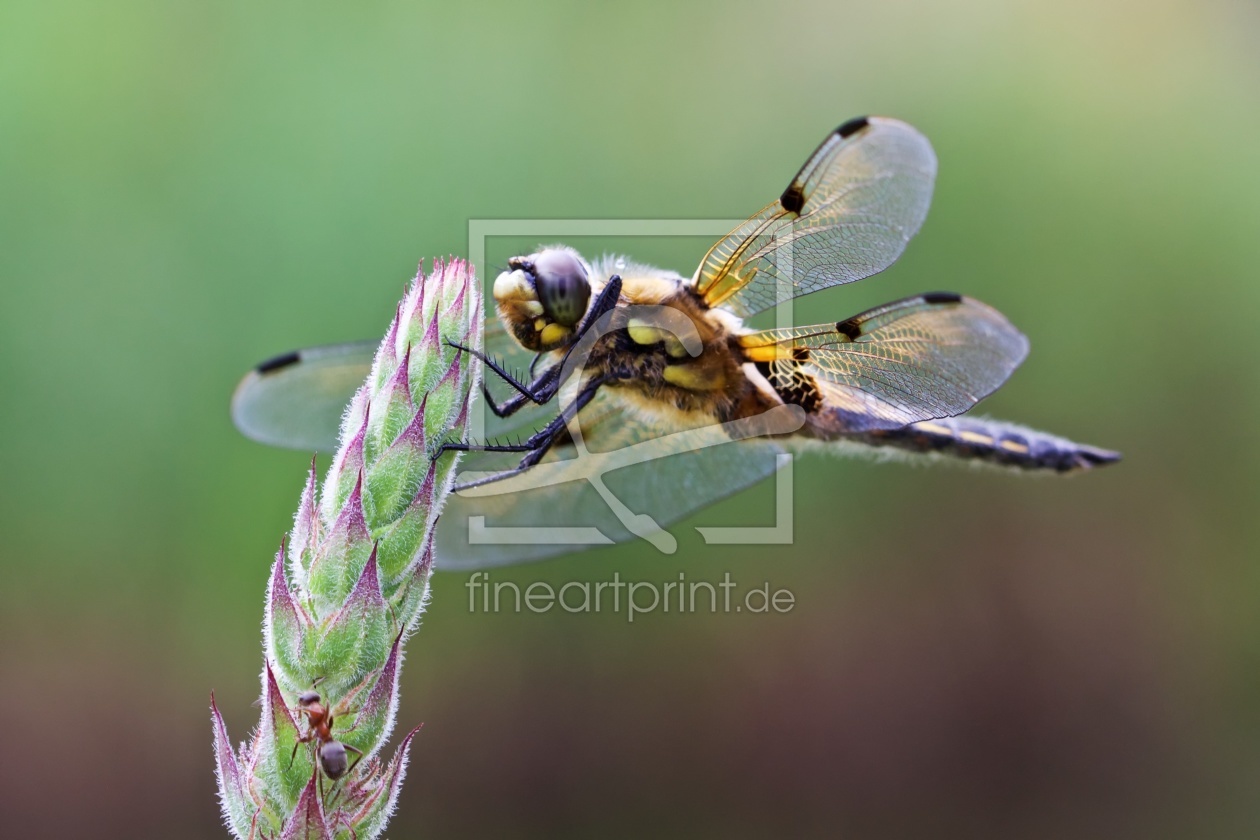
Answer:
[
  {"left": 231, "top": 318, "right": 530, "bottom": 451},
  {"left": 231, "top": 340, "right": 377, "bottom": 452},
  {"left": 694, "top": 116, "right": 937, "bottom": 318},
  {"left": 232, "top": 325, "right": 798, "bottom": 569},
  {"left": 434, "top": 389, "right": 800, "bottom": 570},
  {"left": 738, "top": 293, "right": 1029, "bottom": 433}
]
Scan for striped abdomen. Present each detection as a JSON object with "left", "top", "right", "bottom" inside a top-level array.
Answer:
[{"left": 856, "top": 415, "right": 1120, "bottom": 473}]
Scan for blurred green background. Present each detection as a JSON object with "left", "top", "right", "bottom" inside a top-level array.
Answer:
[{"left": 2, "top": 0, "right": 1258, "bottom": 837}]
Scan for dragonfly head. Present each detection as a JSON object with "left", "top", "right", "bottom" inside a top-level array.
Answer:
[{"left": 494, "top": 247, "right": 592, "bottom": 352}]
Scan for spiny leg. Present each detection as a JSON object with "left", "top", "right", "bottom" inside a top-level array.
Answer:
[
  {"left": 446, "top": 374, "right": 608, "bottom": 491},
  {"left": 446, "top": 343, "right": 561, "bottom": 418},
  {"left": 331, "top": 709, "right": 363, "bottom": 734},
  {"left": 439, "top": 373, "right": 606, "bottom": 457},
  {"left": 343, "top": 743, "right": 365, "bottom": 775},
  {"left": 330, "top": 811, "right": 358, "bottom": 840},
  {"left": 449, "top": 275, "right": 623, "bottom": 419},
  {"left": 288, "top": 729, "right": 314, "bottom": 769}
]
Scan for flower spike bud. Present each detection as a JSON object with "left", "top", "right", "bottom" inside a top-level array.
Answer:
[
  {"left": 266, "top": 544, "right": 310, "bottom": 691},
  {"left": 279, "top": 775, "right": 333, "bottom": 840},
  {"left": 370, "top": 301, "right": 404, "bottom": 392},
  {"left": 215, "top": 258, "right": 480, "bottom": 839},
  {"left": 321, "top": 400, "right": 370, "bottom": 526},
  {"left": 317, "top": 546, "right": 390, "bottom": 696},
  {"left": 308, "top": 470, "right": 372, "bottom": 614},
  {"left": 290, "top": 459, "right": 321, "bottom": 583},
  {"left": 366, "top": 343, "right": 413, "bottom": 465}
]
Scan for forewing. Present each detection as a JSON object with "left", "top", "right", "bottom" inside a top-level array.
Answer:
[
  {"left": 738, "top": 293, "right": 1029, "bottom": 432},
  {"left": 435, "top": 389, "right": 794, "bottom": 570},
  {"left": 233, "top": 326, "right": 795, "bottom": 569},
  {"left": 231, "top": 318, "right": 525, "bottom": 451},
  {"left": 694, "top": 117, "right": 937, "bottom": 318},
  {"left": 231, "top": 341, "right": 377, "bottom": 452}
]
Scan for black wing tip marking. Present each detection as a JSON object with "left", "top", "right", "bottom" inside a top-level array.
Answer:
[
  {"left": 256, "top": 350, "right": 302, "bottom": 375},
  {"left": 780, "top": 116, "right": 873, "bottom": 213},
  {"left": 836, "top": 116, "right": 871, "bottom": 139},
  {"left": 835, "top": 293, "right": 962, "bottom": 340}
]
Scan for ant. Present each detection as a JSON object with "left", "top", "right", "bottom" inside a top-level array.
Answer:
[{"left": 289, "top": 683, "right": 364, "bottom": 800}]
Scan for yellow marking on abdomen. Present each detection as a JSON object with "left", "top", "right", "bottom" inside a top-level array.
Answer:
[
  {"left": 999, "top": 439, "right": 1029, "bottom": 454},
  {"left": 916, "top": 422, "right": 951, "bottom": 436},
  {"left": 957, "top": 430, "right": 994, "bottom": 446}
]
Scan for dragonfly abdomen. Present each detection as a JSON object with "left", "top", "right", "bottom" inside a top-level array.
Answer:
[{"left": 857, "top": 416, "right": 1120, "bottom": 473}]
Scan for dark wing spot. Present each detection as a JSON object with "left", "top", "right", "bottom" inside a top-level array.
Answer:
[
  {"left": 835, "top": 318, "right": 862, "bottom": 341},
  {"left": 836, "top": 116, "right": 871, "bottom": 138},
  {"left": 790, "top": 346, "right": 810, "bottom": 362},
  {"left": 921, "top": 291, "right": 963, "bottom": 305},
  {"left": 257, "top": 351, "right": 301, "bottom": 374},
  {"left": 780, "top": 182, "right": 806, "bottom": 214}
]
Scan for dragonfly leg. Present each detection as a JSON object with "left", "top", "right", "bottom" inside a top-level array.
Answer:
[
  {"left": 441, "top": 374, "right": 608, "bottom": 489},
  {"left": 450, "top": 275, "right": 623, "bottom": 419},
  {"left": 446, "top": 341, "right": 545, "bottom": 402}
]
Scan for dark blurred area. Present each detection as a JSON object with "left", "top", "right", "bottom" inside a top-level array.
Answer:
[{"left": 1, "top": 0, "right": 1258, "bottom": 837}]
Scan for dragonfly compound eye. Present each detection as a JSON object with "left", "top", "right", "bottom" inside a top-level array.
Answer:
[{"left": 533, "top": 249, "right": 591, "bottom": 328}]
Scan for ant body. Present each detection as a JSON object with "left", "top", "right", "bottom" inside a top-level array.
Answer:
[{"left": 289, "top": 686, "right": 364, "bottom": 798}]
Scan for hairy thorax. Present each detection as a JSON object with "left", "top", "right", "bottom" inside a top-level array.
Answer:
[{"left": 571, "top": 277, "right": 782, "bottom": 425}]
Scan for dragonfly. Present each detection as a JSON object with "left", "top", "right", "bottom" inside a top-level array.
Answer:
[{"left": 232, "top": 116, "right": 1119, "bottom": 570}]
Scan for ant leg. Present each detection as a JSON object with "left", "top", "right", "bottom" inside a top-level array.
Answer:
[
  {"left": 330, "top": 811, "right": 358, "bottom": 840},
  {"left": 343, "top": 743, "right": 366, "bottom": 775},
  {"left": 333, "top": 709, "right": 363, "bottom": 734},
  {"left": 288, "top": 731, "right": 313, "bottom": 769}
]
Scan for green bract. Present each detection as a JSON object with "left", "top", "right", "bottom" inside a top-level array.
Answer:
[{"left": 213, "top": 259, "right": 480, "bottom": 840}]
